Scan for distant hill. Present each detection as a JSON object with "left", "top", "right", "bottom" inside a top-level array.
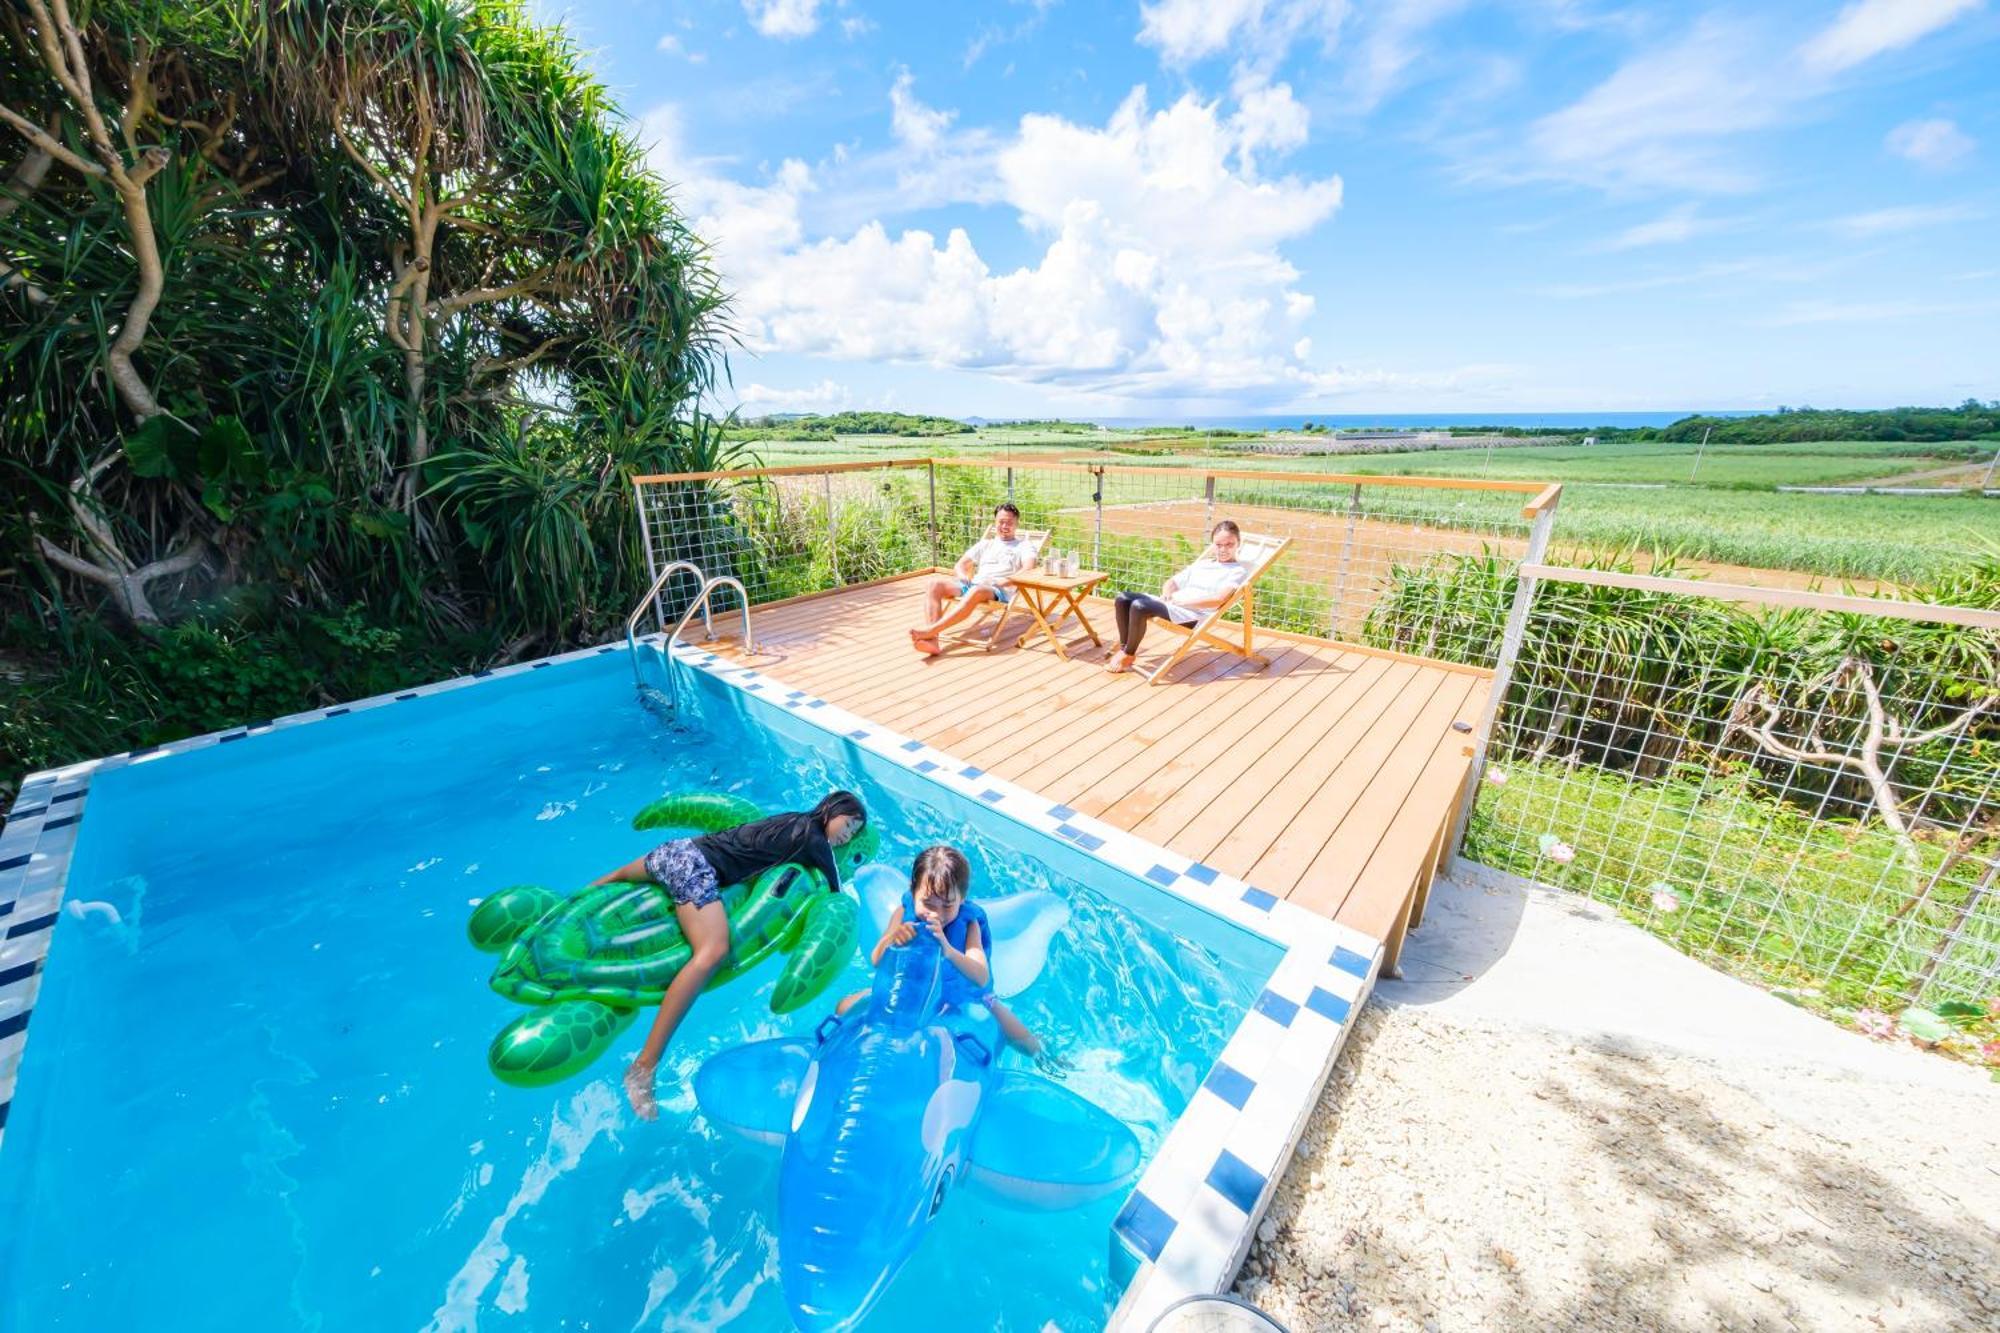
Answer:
[{"left": 726, "top": 411, "right": 974, "bottom": 440}]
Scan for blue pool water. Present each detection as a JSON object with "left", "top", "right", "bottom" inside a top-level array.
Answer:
[{"left": 0, "top": 655, "right": 1279, "bottom": 1331}]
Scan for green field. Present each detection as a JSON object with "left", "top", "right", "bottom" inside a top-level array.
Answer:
[{"left": 736, "top": 431, "right": 2000, "bottom": 585}]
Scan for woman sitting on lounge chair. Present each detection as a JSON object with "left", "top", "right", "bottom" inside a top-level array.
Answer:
[{"left": 1105, "top": 520, "right": 1249, "bottom": 674}]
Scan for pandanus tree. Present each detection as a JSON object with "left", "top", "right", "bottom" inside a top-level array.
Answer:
[{"left": 0, "top": 0, "right": 730, "bottom": 644}]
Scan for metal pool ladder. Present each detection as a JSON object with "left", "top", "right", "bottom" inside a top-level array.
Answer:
[{"left": 625, "top": 561, "right": 754, "bottom": 718}]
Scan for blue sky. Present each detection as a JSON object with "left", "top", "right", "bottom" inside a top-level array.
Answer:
[{"left": 537, "top": 0, "right": 1999, "bottom": 417}]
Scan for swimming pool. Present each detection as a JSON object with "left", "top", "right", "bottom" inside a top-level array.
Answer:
[{"left": 0, "top": 639, "right": 1379, "bottom": 1330}]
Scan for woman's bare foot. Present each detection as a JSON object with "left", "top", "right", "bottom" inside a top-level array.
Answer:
[
  {"left": 623, "top": 1059, "right": 659, "bottom": 1121},
  {"left": 1105, "top": 652, "right": 1135, "bottom": 674}
]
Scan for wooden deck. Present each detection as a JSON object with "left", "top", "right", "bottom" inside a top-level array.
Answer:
[{"left": 707, "top": 574, "right": 1489, "bottom": 969}]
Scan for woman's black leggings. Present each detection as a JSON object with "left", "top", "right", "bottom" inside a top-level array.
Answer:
[{"left": 1113, "top": 591, "right": 1176, "bottom": 655}]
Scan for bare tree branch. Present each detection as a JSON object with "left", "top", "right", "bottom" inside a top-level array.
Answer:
[
  {"left": 1889, "top": 694, "right": 1999, "bottom": 748},
  {"left": 428, "top": 271, "right": 552, "bottom": 320},
  {"left": 469, "top": 333, "right": 567, "bottom": 382},
  {"left": 0, "top": 101, "right": 102, "bottom": 177},
  {"left": 0, "top": 138, "right": 60, "bottom": 304},
  {"left": 35, "top": 532, "right": 205, "bottom": 626}
]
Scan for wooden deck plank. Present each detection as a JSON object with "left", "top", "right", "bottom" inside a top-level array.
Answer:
[
  {"left": 1240, "top": 672, "right": 1465, "bottom": 896},
  {"left": 1037, "top": 643, "right": 1321, "bottom": 805},
  {"left": 1113, "top": 649, "right": 1381, "bottom": 836},
  {"left": 1167, "top": 657, "right": 1414, "bottom": 866},
  {"left": 1059, "top": 644, "right": 1327, "bottom": 818},
  {"left": 693, "top": 577, "right": 1490, "bottom": 941},
  {"left": 1279, "top": 675, "right": 1479, "bottom": 916},
  {"left": 1302, "top": 689, "right": 1483, "bottom": 942}
]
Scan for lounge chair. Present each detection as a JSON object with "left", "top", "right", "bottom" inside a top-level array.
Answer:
[
  {"left": 1144, "top": 533, "right": 1291, "bottom": 684},
  {"left": 949, "top": 527, "right": 1048, "bottom": 651}
]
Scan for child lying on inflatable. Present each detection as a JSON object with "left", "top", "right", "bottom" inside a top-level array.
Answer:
[{"left": 695, "top": 852, "right": 1138, "bottom": 1333}]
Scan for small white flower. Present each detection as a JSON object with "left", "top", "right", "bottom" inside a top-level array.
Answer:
[
  {"left": 1485, "top": 768, "right": 1509, "bottom": 786},
  {"left": 1650, "top": 888, "right": 1681, "bottom": 913}
]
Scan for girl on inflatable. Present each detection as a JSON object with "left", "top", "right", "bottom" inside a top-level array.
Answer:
[
  {"left": 835, "top": 845, "right": 1063, "bottom": 1072},
  {"left": 592, "top": 789, "right": 867, "bottom": 1118}
]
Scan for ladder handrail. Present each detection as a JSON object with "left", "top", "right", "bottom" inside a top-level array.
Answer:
[
  {"left": 668, "top": 575, "right": 754, "bottom": 656},
  {"left": 629, "top": 559, "right": 710, "bottom": 647},
  {"left": 627, "top": 562, "right": 756, "bottom": 704}
]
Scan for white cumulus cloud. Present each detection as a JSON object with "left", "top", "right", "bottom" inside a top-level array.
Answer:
[
  {"left": 1886, "top": 117, "right": 1975, "bottom": 169},
  {"left": 742, "top": 0, "right": 820, "bottom": 40},
  {"left": 1800, "top": 0, "right": 1983, "bottom": 74},
  {"left": 732, "top": 379, "right": 854, "bottom": 414},
  {"left": 1137, "top": 0, "right": 1270, "bottom": 64},
  {"left": 890, "top": 71, "right": 955, "bottom": 149},
  {"left": 645, "top": 83, "right": 1373, "bottom": 401}
]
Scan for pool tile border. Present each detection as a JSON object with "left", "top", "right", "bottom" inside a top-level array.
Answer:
[
  {"left": 2, "top": 633, "right": 1384, "bottom": 1330},
  {"left": 0, "top": 638, "right": 628, "bottom": 1154},
  {"left": 669, "top": 643, "right": 1385, "bottom": 1331}
]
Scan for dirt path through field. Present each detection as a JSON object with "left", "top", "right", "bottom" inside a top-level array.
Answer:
[
  {"left": 1058, "top": 500, "right": 1889, "bottom": 624},
  {"left": 1855, "top": 462, "right": 1992, "bottom": 489}
]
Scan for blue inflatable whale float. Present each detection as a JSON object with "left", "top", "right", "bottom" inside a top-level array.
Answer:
[{"left": 694, "top": 865, "right": 1141, "bottom": 1332}]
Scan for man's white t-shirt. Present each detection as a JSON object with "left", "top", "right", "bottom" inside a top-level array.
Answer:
[
  {"left": 965, "top": 535, "right": 1032, "bottom": 585},
  {"left": 1167, "top": 558, "right": 1250, "bottom": 623}
]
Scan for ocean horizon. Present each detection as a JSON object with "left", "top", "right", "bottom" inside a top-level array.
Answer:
[{"left": 1027, "top": 411, "right": 1755, "bottom": 431}]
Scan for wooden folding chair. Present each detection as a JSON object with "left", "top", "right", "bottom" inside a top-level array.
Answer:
[
  {"left": 948, "top": 528, "right": 1048, "bottom": 650},
  {"left": 1145, "top": 533, "right": 1291, "bottom": 684}
]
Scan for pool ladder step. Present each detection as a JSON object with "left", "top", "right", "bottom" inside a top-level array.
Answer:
[{"left": 624, "top": 561, "right": 753, "bottom": 716}]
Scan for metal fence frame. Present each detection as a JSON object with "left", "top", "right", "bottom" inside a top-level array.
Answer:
[
  {"left": 628, "top": 457, "right": 1999, "bottom": 1012},
  {"left": 1457, "top": 563, "right": 2000, "bottom": 1010}
]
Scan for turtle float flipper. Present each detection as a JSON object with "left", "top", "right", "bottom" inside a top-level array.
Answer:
[
  {"left": 771, "top": 892, "right": 858, "bottom": 1014},
  {"left": 468, "top": 885, "right": 565, "bottom": 952},
  {"left": 488, "top": 999, "right": 637, "bottom": 1087},
  {"left": 632, "top": 790, "right": 763, "bottom": 833}
]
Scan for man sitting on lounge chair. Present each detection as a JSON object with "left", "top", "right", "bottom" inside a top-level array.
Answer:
[{"left": 910, "top": 501, "right": 1037, "bottom": 656}]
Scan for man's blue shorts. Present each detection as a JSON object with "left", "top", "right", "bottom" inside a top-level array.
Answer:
[{"left": 960, "top": 580, "right": 1012, "bottom": 604}]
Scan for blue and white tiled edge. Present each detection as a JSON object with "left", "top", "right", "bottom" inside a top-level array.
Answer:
[
  {"left": 0, "top": 638, "right": 635, "bottom": 1155},
  {"left": 667, "top": 641, "right": 1386, "bottom": 1331},
  {"left": 0, "top": 634, "right": 1385, "bottom": 1331}
]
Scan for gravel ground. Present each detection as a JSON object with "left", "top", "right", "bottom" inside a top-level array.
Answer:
[{"left": 1233, "top": 1004, "right": 2000, "bottom": 1332}]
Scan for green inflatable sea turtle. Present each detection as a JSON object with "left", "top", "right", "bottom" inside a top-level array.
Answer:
[{"left": 467, "top": 790, "right": 876, "bottom": 1087}]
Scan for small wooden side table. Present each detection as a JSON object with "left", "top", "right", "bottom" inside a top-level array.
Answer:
[{"left": 998, "top": 569, "right": 1108, "bottom": 659}]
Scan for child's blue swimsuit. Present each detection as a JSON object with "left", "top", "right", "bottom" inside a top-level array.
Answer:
[{"left": 901, "top": 891, "right": 994, "bottom": 1005}]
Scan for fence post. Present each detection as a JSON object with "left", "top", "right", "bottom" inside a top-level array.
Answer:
[
  {"left": 1444, "top": 494, "right": 1559, "bottom": 865},
  {"left": 632, "top": 478, "right": 668, "bottom": 634},
  {"left": 824, "top": 471, "right": 839, "bottom": 586},
  {"left": 1203, "top": 474, "right": 1216, "bottom": 529},
  {"left": 1329, "top": 483, "right": 1361, "bottom": 638},
  {"left": 1006, "top": 466, "right": 1014, "bottom": 502},
  {"left": 928, "top": 460, "right": 939, "bottom": 568},
  {"left": 1092, "top": 466, "right": 1104, "bottom": 570}
]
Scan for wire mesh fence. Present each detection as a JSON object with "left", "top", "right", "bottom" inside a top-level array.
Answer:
[
  {"left": 928, "top": 460, "right": 1548, "bottom": 668},
  {"left": 631, "top": 457, "right": 2000, "bottom": 1017},
  {"left": 634, "top": 459, "right": 1550, "bottom": 668},
  {"left": 1462, "top": 566, "right": 2000, "bottom": 1013},
  {"left": 633, "top": 461, "right": 934, "bottom": 626}
]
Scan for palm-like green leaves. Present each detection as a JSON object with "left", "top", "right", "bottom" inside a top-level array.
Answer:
[{"left": 2, "top": 0, "right": 729, "bottom": 651}]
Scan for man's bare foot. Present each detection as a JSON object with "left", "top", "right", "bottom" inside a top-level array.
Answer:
[
  {"left": 914, "top": 636, "right": 942, "bottom": 657},
  {"left": 623, "top": 1060, "right": 659, "bottom": 1121}
]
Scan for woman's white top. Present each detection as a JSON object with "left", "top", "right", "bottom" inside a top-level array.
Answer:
[{"left": 1167, "top": 557, "right": 1250, "bottom": 624}]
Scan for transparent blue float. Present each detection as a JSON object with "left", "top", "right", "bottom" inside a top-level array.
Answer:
[{"left": 696, "top": 864, "right": 1142, "bottom": 1332}]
